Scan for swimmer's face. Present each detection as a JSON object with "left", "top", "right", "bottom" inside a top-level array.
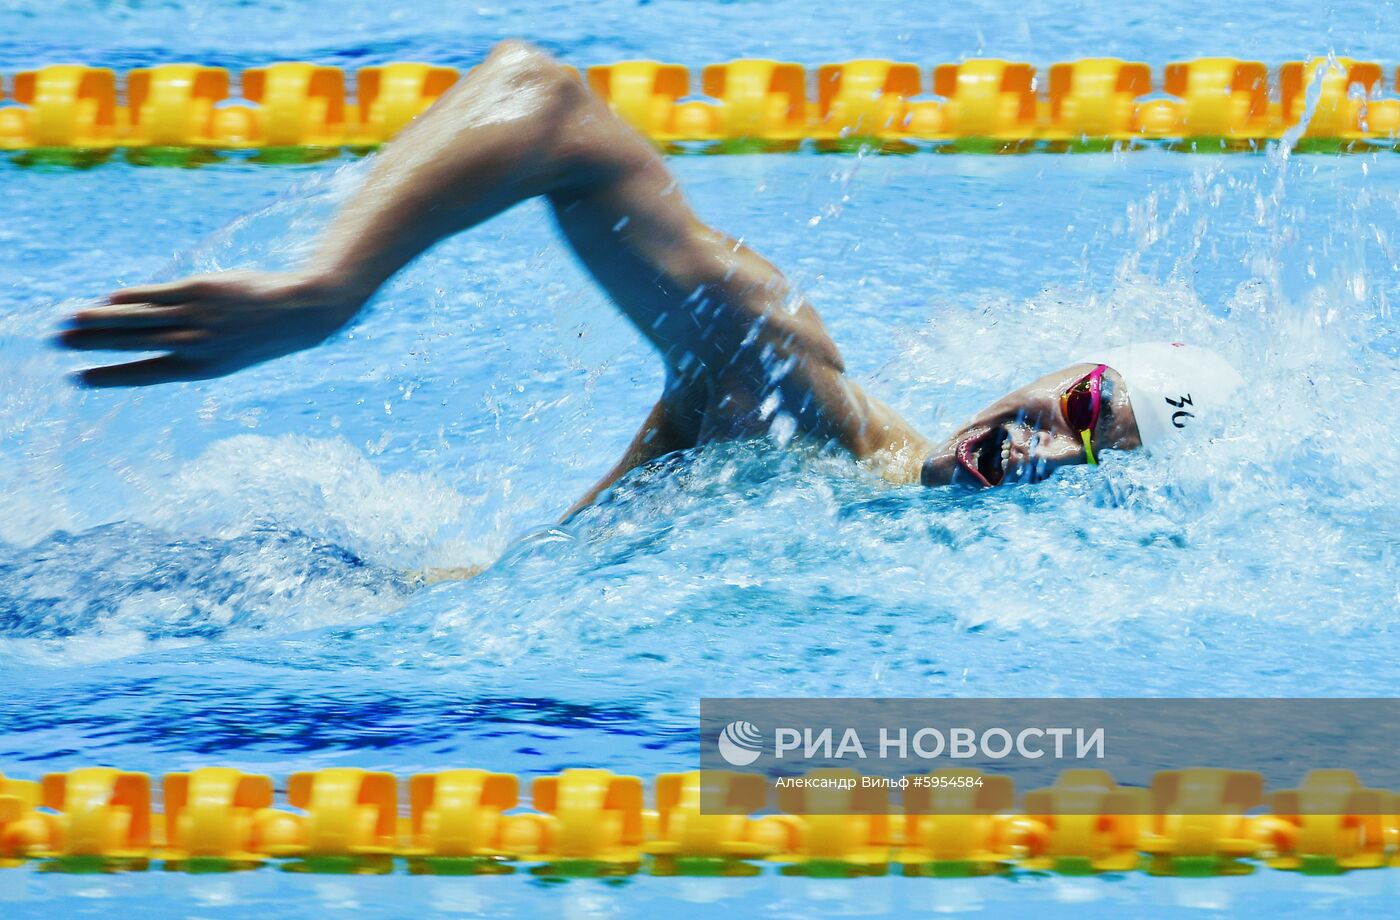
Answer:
[{"left": 920, "top": 364, "right": 1142, "bottom": 488}]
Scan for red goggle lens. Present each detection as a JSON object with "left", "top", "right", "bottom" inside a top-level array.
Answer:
[{"left": 1063, "top": 377, "right": 1098, "bottom": 431}]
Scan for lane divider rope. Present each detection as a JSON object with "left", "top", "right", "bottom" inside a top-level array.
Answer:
[
  {"left": 1, "top": 57, "right": 1398, "bottom": 157},
  {"left": 2, "top": 766, "right": 1397, "bottom": 876}
]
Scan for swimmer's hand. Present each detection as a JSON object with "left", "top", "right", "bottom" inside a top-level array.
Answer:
[{"left": 60, "top": 271, "right": 361, "bottom": 387}]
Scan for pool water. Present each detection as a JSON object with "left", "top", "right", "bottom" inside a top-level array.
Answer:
[{"left": 3, "top": 1, "right": 1400, "bottom": 916}]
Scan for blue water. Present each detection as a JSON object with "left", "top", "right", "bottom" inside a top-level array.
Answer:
[{"left": 3, "top": 1, "right": 1400, "bottom": 916}]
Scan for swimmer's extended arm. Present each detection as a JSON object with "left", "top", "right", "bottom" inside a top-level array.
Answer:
[{"left": 64, "top": 42, "right": 926, "bottom": 480}]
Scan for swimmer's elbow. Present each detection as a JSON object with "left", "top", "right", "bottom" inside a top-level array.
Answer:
[
  {"left": 484, "top": 41, "right": 582, "bottom": 102},
  {"left": 428, "top": 41, "right": 585, "bottom": 148}
]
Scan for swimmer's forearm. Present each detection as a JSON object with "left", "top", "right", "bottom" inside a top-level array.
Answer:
[
  {"left": 69, "top": 41, "right": 866, "bottom": 402},
  {"left": 306, "top": 43, "right": 583, "bottom": 301},
  {"left": 303, "top": 41, "right": 803, "bottom": 378}
]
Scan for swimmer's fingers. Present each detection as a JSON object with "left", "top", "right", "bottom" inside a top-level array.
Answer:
[
  {"left": 76, "top": 355, "right": 219, "bottom": 388},
  {"left": 108, "top": 278, "right": 218, "bottom": 306},
  {"left": 68, "top": 303, "right": 190, "bottom": 330},
  {"left": 84, "top": 276, "right": 231, "bottom": 325},
  {"left": 59, "top": 327, "right": 206, "bottom": 352}
]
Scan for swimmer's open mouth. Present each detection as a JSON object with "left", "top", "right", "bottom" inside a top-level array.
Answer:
[{"left": 957, "top": 427, "right": 1012, "bottom": 488}]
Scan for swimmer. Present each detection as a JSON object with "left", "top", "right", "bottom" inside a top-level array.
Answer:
[{"left": 60, "top": 42, "right": 1242, "bottom": 516}]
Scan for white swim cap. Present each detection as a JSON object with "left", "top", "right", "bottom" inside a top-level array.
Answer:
[{"left": 1079, "top": 342, "right": 1245, "bottom": 448}]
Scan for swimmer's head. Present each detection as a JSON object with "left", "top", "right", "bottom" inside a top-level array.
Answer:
[{"left": 920, "top": 342, "right": 1245, "bottom": 488}]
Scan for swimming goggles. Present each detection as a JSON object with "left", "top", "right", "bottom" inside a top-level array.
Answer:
[{"left": 1061, "top": 364, "right": 1108, "bottom": 466}]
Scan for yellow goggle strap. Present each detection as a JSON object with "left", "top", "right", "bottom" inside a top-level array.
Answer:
[{"left": 1080, "top": 429, "right": 1098, "bottom": 466}]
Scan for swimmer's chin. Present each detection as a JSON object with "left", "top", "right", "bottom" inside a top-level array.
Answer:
[{"left": 919, "top": 452, "right": 964, "bottom": 488}]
